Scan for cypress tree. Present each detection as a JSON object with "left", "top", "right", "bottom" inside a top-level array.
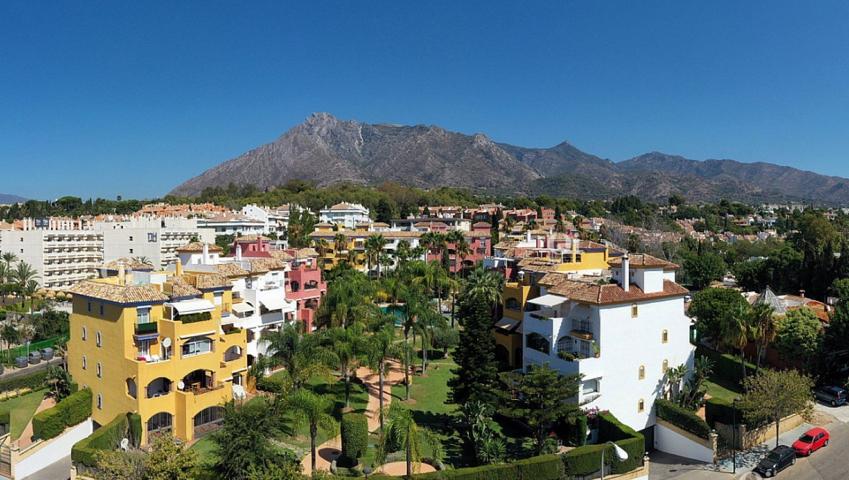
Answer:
[{"left": 448, "top": 295, "right": 499, "bottom": 408}]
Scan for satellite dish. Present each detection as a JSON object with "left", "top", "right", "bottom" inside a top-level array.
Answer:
[
  {"left": 177, "top": 380, "right": 185, "bottom": 390},
  {"left": 120, "top": 438, "right": 129, "bottom": 451},
  {"left": 162, "top": 337, "right": 172, "bottom": 348}
]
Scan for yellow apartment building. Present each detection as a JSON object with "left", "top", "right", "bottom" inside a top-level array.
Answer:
[{"left": 67, "top": 266, "right": 247, "bottom": 445}]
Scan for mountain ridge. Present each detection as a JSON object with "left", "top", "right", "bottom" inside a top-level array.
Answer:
[
  {"left": 0, "top": 193, "right": 26, "bottom": 204},
  {"left": 171, "top": 113, "right": 849, "bottom": 204}
]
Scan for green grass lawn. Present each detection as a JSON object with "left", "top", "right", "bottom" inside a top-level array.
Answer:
[
  {"left": 704, "top": 374, "right": 743, "bottom": 403},
  {"left": 0, "top": 389, "right": 46, "bottom": 439}
]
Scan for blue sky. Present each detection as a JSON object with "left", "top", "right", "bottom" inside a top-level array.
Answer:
[{"left": 1, "top": 1, "right": 848, "bottom": 200}]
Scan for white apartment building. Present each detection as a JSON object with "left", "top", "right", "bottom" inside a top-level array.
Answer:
[
  {"left": 97, "top": 217, "right": 215, "bottom": 269},
  {"left": 176, "top": 244, "right": 297, "bottom": 364},
  {"left": 0, "top": 229, "right": 104, "bottom": 290},
  {"left": 197, "top": 213, "right": 265, "bottom": 237},
  {"left": 319, "top": 202, "right": 370, "bottom": 229},
  {"left": 240, "top": 204, "right": 287, "bottom": 235},
  {"left": 521, "top": 254, "right": 694, "bottom": 435}
]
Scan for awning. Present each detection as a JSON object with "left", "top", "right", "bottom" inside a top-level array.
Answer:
[
  {"left": 259, "top": 296, "right": 286, "bottom": 312},
  {"left": 527, "top": 294, "right": 567, "bottom": 307},
  {"left": 167, "top": 298, "right": 215, "bottom": 315},
  {"left": 232, "top": 302, "right": 255, "bottom": 315}
]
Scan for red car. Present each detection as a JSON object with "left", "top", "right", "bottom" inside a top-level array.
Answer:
[{"left": 792, "top": 427, "right": 830, "bottom": 456}]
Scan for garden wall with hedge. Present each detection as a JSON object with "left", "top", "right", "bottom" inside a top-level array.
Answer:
[
  {"left": 0, "top": 370, "right": 48, "bottom": 394},
  {"left": 71, "top": 413, "right": 130, "bottom": 467},
  {"left": 32, "top": 388, "right": 92, "bottom": 440},
  {"left": 655, "top": 399, "right": 711, "bottom": 439},
  {"left": 704, "top": 397, "right": 741, "bottom": 428}
]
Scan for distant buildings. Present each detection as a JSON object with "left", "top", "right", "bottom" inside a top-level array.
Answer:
[{"left": 319, "top": 202, "right": 370, "bottom": 229}]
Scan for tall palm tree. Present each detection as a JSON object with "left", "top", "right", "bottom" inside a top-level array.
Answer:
[
  {"left": 413, "top": 261, "right": 448, "bottom": 314},
  {"left": 289, "top": 389, "right": 337, "bottom": 474},
  {"left": 366, "top": 322, "right": 395, "bottom": 433},
  {"left": 324, "top": 324, "right": 366, "bottom": 408},
  {"left": 263, "top": 324, "right": 331, "bottom": 390},
  {"left": 365, "top": 234, "right": 388, "bottom": 278},
  {"left": 334, "top": 233, "right": 348, "bottom": 254},
  {"left": 393, "top": 339, "right": 414, "bottom": 401},
  {"left": 395, "top": 240, "right": 413, "bottom": 268},
  {"left": 414, "top": 307, "right": 445, "bottom": 374},
  {"left": 721, "top": 302, "right": 753, "bottom": 380},
  {"left": 131, "top": 256, "right": 153, "bottom": 266},
  {"left": 464, "top": 267, "right": 504, "bottom": 318},
  {"left": 749, "top": 303, "right": 777, "bottom": 372},
  {"left": 378, "top": 403, "right": 442, "bottom": 479},
  {"left": 23, "top": 280, "right": 38, "bottom": 314},
  {"left": 1, "top": 252, "right": 18, "bottom": 268},
  {"left": 13, "top": 262, "right": 39, "bottom": 310},
  {"left": 454, "top": 237, "right": 472, "bottom": 277}
]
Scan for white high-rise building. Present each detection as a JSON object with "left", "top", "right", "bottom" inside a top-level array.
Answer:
[
  {"left": 319, "top": 202, "right": 370, "bottom": 229},
  {"left": 96, "top": 217, "right": 215, "bottom": 269}
]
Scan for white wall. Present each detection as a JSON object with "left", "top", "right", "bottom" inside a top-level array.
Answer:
[
  {"left": 13, "top": 419, "right": 93, "bottom": 479},
  {"left": 655, "top": 421, "right": 714, "bottom": 463}
]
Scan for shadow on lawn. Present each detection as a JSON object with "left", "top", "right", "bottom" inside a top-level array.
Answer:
[{"left": 411, "top": 410, "right": 467, "bottom": 466}]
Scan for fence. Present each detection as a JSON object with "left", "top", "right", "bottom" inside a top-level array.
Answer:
[{"left": 0, "top": 335, "right": 68, "bottom": 365}]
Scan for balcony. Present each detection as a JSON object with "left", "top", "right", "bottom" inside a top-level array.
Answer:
[
  {"left": 570, "top": 329, "right": 593, "bottom": 341},
  {"left": 135, "top": 322, "right": 158, "bottom": 335}
]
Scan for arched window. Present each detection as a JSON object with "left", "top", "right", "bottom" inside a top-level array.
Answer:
[
  {"left": 82, "top": 355, "right": 87, "bottom": 370},
  {"left": 662, "top": 329, "right": 669, "bottom": 343},
  {"left": 148, "top": 412, "right": 173, "bottom": 434},
  {"left": 96, "top": 362, "right": 102, "bottom": 378},
  {"left": 81, "top": 326, "right": 87, "bottom": 340},
  {"left": 662, "top": 359, "right": 669, "bottom": 373},
  {"left": 505, "top": 298, "right": 521, "bottom": 311},
  {"left": 96, "top": 331, "right": 102, "bottom": 347},
  {"left": 526, "top": 333, "right": 550, "bottom": 354},
  {"left": 97, "top": 393, "right": 103, "bottom": 410},
  {"left": 638, "top": 365, "right": 645, "bottom": 380},
  {"left": 638, "top": 398, "right": 645, "bottom": 413},
  {"left": 126, "top": 378, "right": 137, "bottom": 399}
]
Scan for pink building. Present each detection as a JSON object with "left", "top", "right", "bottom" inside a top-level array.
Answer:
[
  {"left": 285, "top": 262, "right": 327, "bottom": 331},
  {"left": 425, "top": 222, "right": 492, "bottom": 273}
]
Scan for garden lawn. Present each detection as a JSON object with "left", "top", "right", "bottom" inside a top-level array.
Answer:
[
  {"left": 704, "top": 374, "right": 743, "bottom": 403},
  {"left": 0, "top": 389, "right": 46, "bottom": 439}
]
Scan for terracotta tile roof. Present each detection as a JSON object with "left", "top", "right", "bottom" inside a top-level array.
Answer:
[
  {"left": 101, "top": 257, "right": 155, "bottom": 271},
  {"left": 608, "top": 253, "right": 679, "bottom": 270},
  {"left": 68, "top": 280, "right": 169, "bottom": 304},
  {"left": 166, "top": 277, "right": 202, "bottom": 298},
  {"left": 314, "top": 222, "right": 335, "bottom": 228},
  {"left": 547, "top": 278, "right": 688, "bottom": 305},
  {"left": 269, "top": 250, "right": 295, "bottom": 262},
  {"left": 194, "top": 273, "right": 232, "bottom": 290},
  {"left": 494, "top": 240, "right": 518, "bottom": 250},
  {"left": 296, "top": 248, "right": 319, "bottom": 257},
  {"left": 176, "top": 242, "right": 223, "bottom": 253},
  {"left": 214, "top": 263, "right": 250, "bottom": 278},
  {"left": 246, "top": 258, "right": 286, "bottom": 274},
  {"left": 235, "top": 234, "right": 270, "bottom": 241},
  {"left": 517, "top": 258, "right": 559, "bottom": 272},
  {"left": 328, "top": 202, "right": 365, "bottom": 211},
  {"left": 538, "top": 272, "right": 568, "bottom": 287},
  {"left": 473, "top": 222, "right": 493, "bottom": 228}
]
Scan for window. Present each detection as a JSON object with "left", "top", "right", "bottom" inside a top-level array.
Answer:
[
  {"left": 81, "top": 326, "right": 87, "bottom": 340},
  {"left": 181, "top": 337, "right": 213, "bottom": 357},
  {"left": 662, "top": 329, "right": 669, "bottom": 343},
  {"left": 137, "top": 307, "right": 151, "bottom": 324},
  {"left": 213, "top": 291, "right": 223, "bottom": 306},
  {"left": 582, "top": 379, "right": 599, "bottom": 395},
  {"left": 148, "top": 233, "right": 157, "bottom": 242},
  {"left": 96, "top": 331, "right": 102, "bottom": 347},
  {"left": 662, "top": 359, "right": 669, "bottom": 373},
  {"left": 138, "top": 340, "right": 151, "bottom": 358},
  {"left": 87, "top": 302, "right": 92, "bottom": 313},
  {"left": 638, "top": 399, "right": 645, "bottom": 413},
  {"left": 129, "top": 236, "right": 133, "bottom": 242},
  {"left": 82, "top": 355, "right": 87, "bottom": 370},
  {"left": 99, "top": 304, "right": 104, "bottom": 316},
  {"left": 525, "top": 333, "right": 550, "bottom": 355},
  {"left": 638, "top": 365, "right": 645, "bottom": 380},
  {"left": 96, "top": 362, "right": 102, "bottom": 378},
  {"left": 631, "top": 304, "right": 639, "bottom": 318},
  {"left": 129, "top": 248, "right": 134, "bottom": 254},
  {"left": 97, "top": 394, "right": 103, "bottom": 410}
]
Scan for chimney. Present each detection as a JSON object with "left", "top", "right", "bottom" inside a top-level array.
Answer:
[
  {"left": 526, "top": 231, "right": 532, "bottom": 243},
  {"left": 202, "top": 243, "right": 209, "bottom": 264},
  {"left": 799, "top": 289, "right": 805, "bottom": 298},
  {"left": 118, "top": 263, "right": 126, "bottom": 286},
  {"left": 622, "top": 254, "right": 630, "bottom": 292},
  {"left": 571, "top": 238, "right": 578, "bottom": 264},
  {"left": 176, "top": 258, "right": 183, "bottom": 276},
  {"left": 236, "top": 244, "right": 243, "bottom": 261}
]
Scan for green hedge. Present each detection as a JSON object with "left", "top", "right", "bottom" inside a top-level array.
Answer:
[
  {"left": 0, "top": 411, "right": 9, "bottom": 435},
  {"left": 413, "top": 454, "right": 562, "bottom": 480},
  {"left": 341, "top": 413, "right": 368, "bottom": 465},
  {"left": 256, "top": 375, "right": 290, "bottom": 394},
  {"left": 128, "top": 413, "right": 142, "bottom": 447},
  {"left": 696, "top": 346, "right": 756, "bottom": 388},
  {"left": 597, "top": 411, "right": 645, "bottom": 474},
  {"left": 655, "top": 399, "right": 711, "bottom": 439},
  {"left": 562, "top": 443, "right": 607, "bottom": 476},
  {"left": 705, "top": 397, "right": 741, "bottom": 427},
  {"left": 177, "top": 311, "right": 212, "bottom": 324},
  {"left": 0, "top": 370, "right": 48, "bottom": 394},
  {"left": 32, "top": 388, "right": 92, "bottom": 440},
  {"left": 72, "top": 413, "right": 129, "bottom": 467}
]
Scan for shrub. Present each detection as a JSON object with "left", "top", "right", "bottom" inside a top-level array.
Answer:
[
  {"left": 177, "top": 311, "right": 212, "bottom": 323},
  {"left": 32, "top": 388, "right": 92, "bottom": 440},
  {"left": 705, "top": 397, "right": 741, "bottom": 427},
  {"left": 72, "top": 413, "right": 129, "bottom": 467},
  {"left": 557, "top": 351, "right": 576, "bottom": 362},
  {"left": 562, "top": 443, "right": 607, "bottom": 476},
  {"left": 128, "top": 412, "right": 142, "bottom": 447},
  {"left": 572, "top": 414, "right": 588, "bottom": 446},
  {"left": 655, "top": 399, "right": 711, "bottom": 439},
  {"left": 0, "top": 370, "right": 47, "bottom": 394},
  {"left": 340, "top": 413, "right": 368, "bottom": 465},
  {"left": 696, "top": 346, "right": 756, "bottom": 388},
  {"left": 597, "top": 411, "right": 644, "bottom": 474},
  {"left": 255, "top": 375, "right": 290, "bottom": 394}
]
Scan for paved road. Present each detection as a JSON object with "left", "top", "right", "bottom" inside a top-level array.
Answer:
[
  {"left": 19, "top": 455, "right": 70, "bottom": 480},
  {"left": 0, "top": 357, "right": 63, "bottom": 382},
  {"left": 651, "top": 404, "right": 849, "bottom": 480}
]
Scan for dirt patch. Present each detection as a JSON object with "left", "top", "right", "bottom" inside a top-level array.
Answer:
[{"left": 378, "top": 461, "right": 437, "bottom": 476}]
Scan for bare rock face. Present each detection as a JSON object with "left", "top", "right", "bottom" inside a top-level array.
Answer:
[{"left": 171, "top": 113, "right": 849, "bottom": 204}]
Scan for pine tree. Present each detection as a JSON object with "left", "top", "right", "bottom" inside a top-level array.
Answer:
[{"left": 448, "top": 295, "right": 499, "bottom": 408}]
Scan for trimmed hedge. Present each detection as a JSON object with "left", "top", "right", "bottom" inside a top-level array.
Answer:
[
  {"left": 72, "top": 413, "right": 129, "bottom": 467},
  {"left": 177, "top": 311, "right": 212, "bottom": 324},
  {"left": 597, "top": 411, "right": 645, "bottom": 474},
  {"left": 655, "top": 399, "right": 711, "bottom": 439},
  {"left": 0, "top": 370, "right": 48, "bottom": 394},
  {"left": 696, "top": 346, "right": 756, "bottom": 388},
  {"left": 413, "top": 454, "right": 563, "bottom": 479},
  {"left": 562, "top": 443, "right": 608, "bottom": 476},
  {"left": 32, "top": 388, "right": 92, "bottom": 440},
  {"left": 256, "top": 375, "right": 290, "bottom": 394},
  {"left": 128, "top": 412, "right": 142, "bottom": 447},
  {"left": 341, "top": 413, "right": 368, "bottom": 465},
  {"left": 705, "top": 397, "right": 741, "bottom": 428}
]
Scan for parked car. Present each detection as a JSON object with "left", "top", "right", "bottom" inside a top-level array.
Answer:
[
  {"left": 27, "top": 351, "right": 42, "bottom": 365},
  {"left": 814, "top": 386, "right": 847, "bottom": 407},
  {"left": 754, "top": 445, "right": 795, "bottom": 478},
  {"left": 792, "top": 427, "right": 829, "bottom": 456}
]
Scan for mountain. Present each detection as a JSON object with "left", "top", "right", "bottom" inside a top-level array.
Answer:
[
  {"left": 0, "top": 193, "right": 26, "bottom": 204},
  {"left": 171, "top": 113, "right": 849, "bottom": 204}
]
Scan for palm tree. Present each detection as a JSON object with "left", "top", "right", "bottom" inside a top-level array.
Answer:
[
  {"left": 13, "top": 262, "right": 39, "bottom": 310},
  {"left": 334, "top": 233, "right": 348, "bottom": 255},
  {"left": 413, "top": 261, "right": 448, "bottom": 315},
  {"left": 366, "top": 322, "right": 395, "bottom": 433},
  {"left": 263, "top": 324, "right": 331, "bottom": 390},
  {"left": 749, "top": 303, "right": 777, "bottom": 372},
  {"left": 395, "top": 240, "right": 413, "bottom": 268},
  {"left": 131, "top": 256, "right": 153, "bottom": 267},
  {"left": 1, "top": 252, "right": 18, "bottom": 268},
  {"left": 393, "top": 339, "right": 415, "bottom": 401},
  {"left": 454, "top": 237, "right": 472, "bottom": 277},
  {"left": 23, "top": 280, "right": 38, "bottom": 314},
  {"left": 365, "top": 234, "right": 388, "bottom": 278},
  {"left": 414, "top": 307, "right": 445, "bottom": 374},
  {"left": 378, "top": 403, "right": 442, "bottom": 479},
  {"left": 464, "top": 267, "right": 504, "bottom": 318},
  {"left": 324, "top": 325, "right": 366, "bottom": 408},
  {"left": 721, "top": 302, "right": 753, "bottom": 380},
  {"left": 289, "top": 389, "right": 337, "bottom": 474}
]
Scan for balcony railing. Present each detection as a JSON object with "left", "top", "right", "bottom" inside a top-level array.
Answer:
[{"left": 135, "top": 322, "right": 158, "bottom": 335}]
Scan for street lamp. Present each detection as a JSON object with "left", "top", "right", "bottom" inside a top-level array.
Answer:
[{"left": 600, "top": 441, "right": 629, "bottom": 480}]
